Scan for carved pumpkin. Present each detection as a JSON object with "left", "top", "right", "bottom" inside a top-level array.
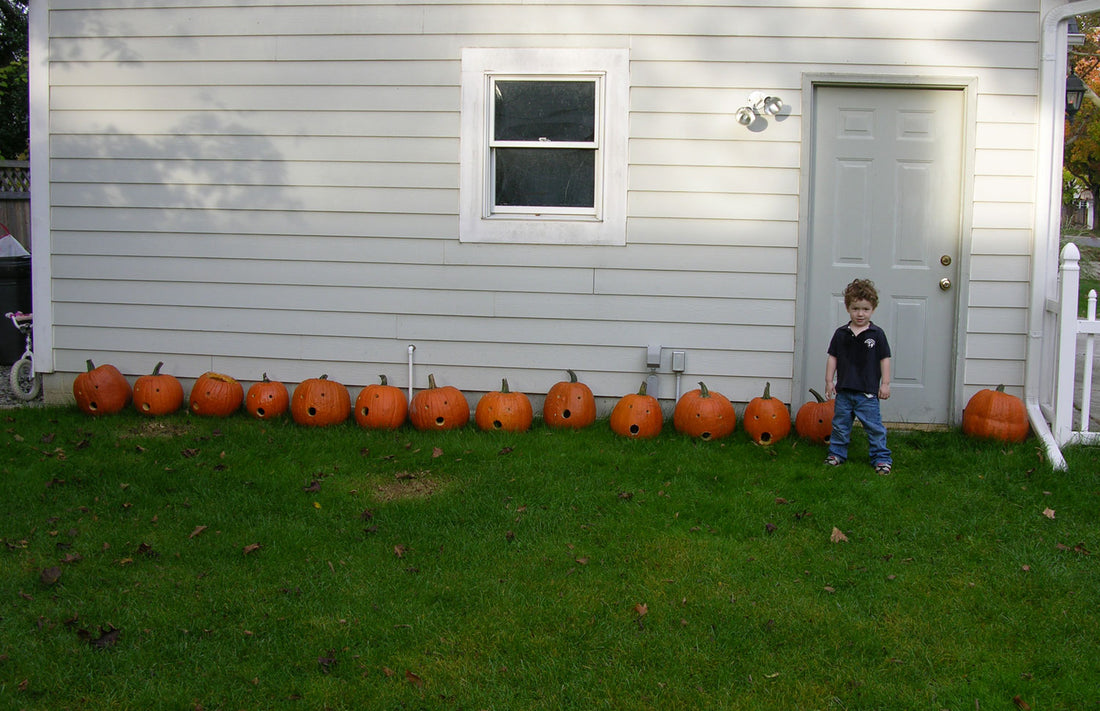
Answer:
[
  {"left": 962, "top": 384, "right": 1029, "bottom": 442},
  {"left": 476, "top": 378, "right": 533, "bottom": 432},
  {"left": 72, "top": 359, "right": 132, "bottom": 416},
  {"left": 291, "top": 374, "right": 351, "bottom": 427},
  {"left": 743, "top": 382, "right": 791, "bottom": 445},
  {"left": 673, "top": 381, "right": 737, "bottom": 440},
  {"left": 189, "top": 372, "right": 244, "bottom": 417},
  {"left": 133, "top": 362, "right": 184, "bottom": 416},
  {"left": 794, "top": 388, "right": 834, "bottom": 445},
  {"left": 245, "top": 373, "right": 290, "bottom": 420},
  {"left": 610, "top": 381, "right": 663, "bottom": 439},
  {"left": 409, "top": 373, "right": 469, "bottom": 431},
  {"left": 543, "top": 369, "right": 597, "bottom": 429},
  {"left": 355, "top": 374, "right": 408, "bottom": 430}
]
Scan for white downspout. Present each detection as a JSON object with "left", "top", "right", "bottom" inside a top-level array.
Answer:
[
  {"left": 1028, "top": 0, "right": 1100, "bottom": 470},
  {"left": 407, "top": 344, "right": 416, "bottom": 402}
]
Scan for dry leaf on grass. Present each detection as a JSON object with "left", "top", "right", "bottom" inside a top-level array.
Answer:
[
  {"left": 1042, "top": 508, "right": 1056, "bottom": 520},
  {"left": 830, "top": 527, "right": 849, "bottom": 543}
]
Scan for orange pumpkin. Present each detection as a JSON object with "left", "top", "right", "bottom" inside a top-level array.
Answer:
[
  {"left": 245, "top": 373, "right": 290, "bottom": 420},
  {"left": 409, "top": 373, "right": 469, "bottom": 431},
  {"left": 743, "top": 382, "right": 791, "bottom": 445},
  {"left": 72, "top": 359, "right": 132, "bottom": 416},
  {"left": 291, "top": 375, "right": 351, "bottom": 427},
  {"left": 610, "top": 381, "right": 663, "bottom": 439},
  {"left": 543, "top": 369, "right": 597, "bottom": 429},
  {"left": 189, "top": 372, "right": 244, "bottom": 417},
  {"left": 133, "top": 362, "right": 184, "bottom": 416},
  {"left": 962, "top": 384, "right": 1029, "bottom": 442},
  {"left": 355, "top": 375, "right": 408, "bottom": 430},
  {"left": 794, "top": 388, "right": 834, "bottom": 445},
  {"left": 476, "top": 378, "right": 533, "bottom": 432},
  {"left": 673, "top": 381, "right": 737, "bottom": 440}
]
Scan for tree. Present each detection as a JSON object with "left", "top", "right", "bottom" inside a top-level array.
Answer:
[
  {"left": 1065, "top": 14, "right": 1100, "bottom": 232},
  {"left": 0, "top": 0, "right": 28, "bottom": 160}
]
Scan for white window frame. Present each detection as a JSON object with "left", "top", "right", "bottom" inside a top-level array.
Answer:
[{"left": 460, "top": 48, "right": 628, "bottom": 245}]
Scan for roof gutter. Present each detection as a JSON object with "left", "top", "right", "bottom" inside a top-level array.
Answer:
[{"left": 1030, "top": 0, "right": 1100, "bottom": 470}]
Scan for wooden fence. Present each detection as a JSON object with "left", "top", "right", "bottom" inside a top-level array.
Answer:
[
  {"left": 0, "top": 160, "right": 30, "bottom": 251},
  {"left": 1052, "top": 242, "right": 1100, "bottom": 447}
]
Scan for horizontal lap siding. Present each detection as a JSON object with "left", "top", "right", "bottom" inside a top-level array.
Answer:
[{"left": 46, "top": 1, "right": 1040, "bottom": 406}]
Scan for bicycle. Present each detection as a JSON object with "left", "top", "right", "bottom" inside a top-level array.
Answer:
[{"left": 5, "top": 311, "right": 41, "bottom": 401}]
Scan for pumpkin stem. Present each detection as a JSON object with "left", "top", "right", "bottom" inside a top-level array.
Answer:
[
  {"left": 319, "top": 374, "right": 329, "bottom": 381},
  {"left": 86, "top": 359, "right": 95, "bottom": 372},
  {"left": 379, "top": 374, "right": 388, "bottom": 386},
  {"left": 501, "top": 378, "right": 510, "bottom": 394},
  {"left": 637, "top": 381, "right": 648, "bottom": 396},
  {"left": 566, "top": 369, "right": 579, "bottom": 383},
  {"left": 808, "top": 387, "right": 825, "bottom": 403},
  {"left": 261, "top": 372, "right": 270, "bottom": 383},
  {"left": 763, "top": 382, "right": 772, "bottom": 399},
  {"left": 995, "top": 384, "right": 1006, "bottom": 392},
  {"left": 427, "top": 373, "right": 437, "bottom": 389},
  {"left": 152, "top": 361, "right": 164, "bottom": 376},
  {"left": 698, "top": 381, "right": 710, "bottom": 398}
]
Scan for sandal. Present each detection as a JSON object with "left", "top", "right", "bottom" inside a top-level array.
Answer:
[
  {"left": 874, "top": 462, "right": 892, "bottom": 475},
  {"left": 824, "top": 455, "right": 843, "bottom": 466}
]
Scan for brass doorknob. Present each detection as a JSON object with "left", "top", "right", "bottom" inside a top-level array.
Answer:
[{"left": 939, "top": 278, "right": 952, "bottom": 291}]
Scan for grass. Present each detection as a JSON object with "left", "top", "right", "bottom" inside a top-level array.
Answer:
[{"left": 2, "top": 406, "right": 1099, "bottom": 710}]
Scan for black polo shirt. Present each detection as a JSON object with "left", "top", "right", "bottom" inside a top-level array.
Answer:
[{"left": 827, "top": 322, "right": 891, "bottom": 395}]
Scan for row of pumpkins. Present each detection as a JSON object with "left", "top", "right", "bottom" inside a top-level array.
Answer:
[{"left": 71, "top": 361, "right": 1030, "bottom": 444}]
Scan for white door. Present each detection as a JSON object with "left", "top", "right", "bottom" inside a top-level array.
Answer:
[{"left": 803, "top": 85, "right": 964, "bottom": 424}]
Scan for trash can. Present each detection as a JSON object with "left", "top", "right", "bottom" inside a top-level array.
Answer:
[{"left": 0, "top": 255, "right": 32, "bottom": 365}]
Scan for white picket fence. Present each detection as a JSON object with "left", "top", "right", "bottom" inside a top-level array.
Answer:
[{"left": 1050, "top": 242, "right": 1100, "bottom": 447}]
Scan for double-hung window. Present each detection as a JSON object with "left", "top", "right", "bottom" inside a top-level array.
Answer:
[{"left": 460, "top": 48, "right": 628, "bottom": 245}]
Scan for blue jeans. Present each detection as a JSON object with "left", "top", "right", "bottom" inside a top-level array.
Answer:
[{"left": 828, "top": 390, "right": 891, "bottom": 465}]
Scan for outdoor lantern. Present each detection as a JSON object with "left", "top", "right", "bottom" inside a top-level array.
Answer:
[{"left": 1066, "top": 73, "right": 1087, "bottom": 120}]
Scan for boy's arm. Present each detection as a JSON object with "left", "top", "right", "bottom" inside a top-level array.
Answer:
[
  {"left": 825, "top": 355, "right": 837, "bottom": 400},
  {"left": 878, "top": 357, "right": 891, "bottom": 400}
]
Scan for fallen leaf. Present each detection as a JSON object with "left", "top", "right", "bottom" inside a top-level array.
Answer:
[
  {"left": 765, "top": 522, "right": 777, "bottom": 534},
  {"left": 318, "top": 650, "right": 336, "bottom": 674},
  {"left": 189, "top": 525, "right": 207, "bottom": 539},
  {"left": 824, "top": 586, "right": 836, "bottom": 594},
  {"left": 394, "top": 544, "right": 408, "bottom": 558},
  {"left": 39, "top": 566, "right": 62, "bottom": 586},
  {"left": 382, "top": 666, "right": 396, "bottom": 677},
  {"left": 498, "top": 446, "right": 513, "bottom": 455},
  {"left": 775, "top": 497, "right": 789, "bottom": 505},
  {"left": 242, "top": 543, "right": 262, "bottom": 555},
  {"left": 78, "top": 626, "right": 120, "bottom": 649},
  {"left": 830, "top": 527, "right": 849, "bottom": 543},
  {"left": 303, "top": 480, "right": 322, "bottom": 493},
  {"left": 431, "top": 447, "right": 443, "bottom": 458},
  {"left": 405, "top": 669, "right": 425, "bottom": 687},
  {"left": 1013, "top": 695, "right": 1032, "bottom": 710},
  {"left": 634, "top": 603, "right": 648, "bottom": 617},
  {"left": 1042, "top": 508, "right": 1056, "bottom": 520}
]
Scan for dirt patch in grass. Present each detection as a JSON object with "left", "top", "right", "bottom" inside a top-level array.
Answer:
[
  {"left": 373, "top": 472, "right": 442, "bottom": 502},
  {"left": 118, "top": 421, "right": 194, "bottom": 439}
]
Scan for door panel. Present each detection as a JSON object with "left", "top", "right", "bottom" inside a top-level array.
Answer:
[{"left": 805, "top": 86, "right": 964, "bottom": 424}]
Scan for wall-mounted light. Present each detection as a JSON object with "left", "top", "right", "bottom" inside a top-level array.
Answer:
[
  {"left": 736, "top": 92, "right": 784, "bottom": 126},
  {"left": 1066, "top": 73, "right": 1086, "bottom": 121}
]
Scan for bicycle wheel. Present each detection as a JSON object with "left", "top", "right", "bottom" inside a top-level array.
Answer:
[{"left": 9, "top": 357, "right": 42, "bottom": 401}]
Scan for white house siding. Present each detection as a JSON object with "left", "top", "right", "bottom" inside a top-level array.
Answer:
[{"left": 42, "top": 0, "right": 1046, "bottom": 412}]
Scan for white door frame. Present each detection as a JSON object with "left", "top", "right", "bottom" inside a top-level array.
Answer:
[{"left": 794, "top": 74, "right": 978, "bottom": 425}]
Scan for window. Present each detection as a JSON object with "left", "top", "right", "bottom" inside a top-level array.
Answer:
[{"left": 460, "top": 48, "right": 628, "bottom": 245}]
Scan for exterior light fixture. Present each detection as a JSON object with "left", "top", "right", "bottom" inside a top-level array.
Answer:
[
  {"left": 1066, "top": 73, "right": 1086, "bottom": 121},
  {"left": 737, "top": 92, "right": 784, "bottom": 127}
]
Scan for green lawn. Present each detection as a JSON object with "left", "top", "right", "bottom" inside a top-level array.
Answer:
[{"left": 2, "top": 406, "right": 1099, "bottom": 710}]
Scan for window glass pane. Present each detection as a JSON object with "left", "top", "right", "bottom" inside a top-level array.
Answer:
[
  {"left": 494, "top": 81, "right": 595, "bottom": 142},
  {"left": 494, "top": 148, "right": 595, "bottom": 208}
]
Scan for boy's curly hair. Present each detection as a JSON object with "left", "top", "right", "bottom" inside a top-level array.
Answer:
[{"left": 844, "top": 279, "right": 879, "bottom": 308}]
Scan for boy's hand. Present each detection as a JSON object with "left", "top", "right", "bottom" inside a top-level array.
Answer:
[
  {"left": 825, "top": 384, "right": 836, "bottom": 400},
  {"left": 879, "top": 382, "right": 891, "bottom": 400}
]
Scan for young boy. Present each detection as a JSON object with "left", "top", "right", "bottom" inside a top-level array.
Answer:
[{"left": 824, "top": 279, "right": 893, "bottom": 474}]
